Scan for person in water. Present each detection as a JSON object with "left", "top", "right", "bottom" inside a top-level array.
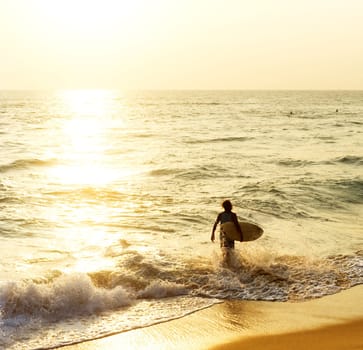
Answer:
[{"left": 211, "top": 200, "right": 243, "bottom": 263}]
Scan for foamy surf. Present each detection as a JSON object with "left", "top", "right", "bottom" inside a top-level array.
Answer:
[{"left": 1, "top": 245, "right": 362, "bottom": 349}]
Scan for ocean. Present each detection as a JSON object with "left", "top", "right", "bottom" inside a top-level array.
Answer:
[{"left": 0, "top": 90, "right": 362, "bottom": 349}]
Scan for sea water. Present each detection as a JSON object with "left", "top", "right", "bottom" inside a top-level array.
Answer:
[{"left": 0, "top": 90, "right": 362, "bottom": 349}]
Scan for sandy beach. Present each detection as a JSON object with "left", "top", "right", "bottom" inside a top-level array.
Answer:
[{"left": 61, "top": 285, "right": 363, "bottom": 350}]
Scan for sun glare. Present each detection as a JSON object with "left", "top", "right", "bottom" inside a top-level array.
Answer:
[
  {"left": 48, "top": 90, "right": 126, "bottom": 186},
  {"left": 61, "top": 89, "right": 115, "bottom": 118}
]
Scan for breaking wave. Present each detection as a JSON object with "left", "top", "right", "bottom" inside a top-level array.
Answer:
[
  {"left": 0, "top": 274, "right": 131, "bottom": 320},
  {"left": 1, "top": 248, "right": 361, "bottom": 323}
]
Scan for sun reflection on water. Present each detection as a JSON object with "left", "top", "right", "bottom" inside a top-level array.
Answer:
[
  {"left": 60, "top": 89, "right": 116, "bottom": 118},
  {"left": 49, "top": 90, "right": 127, "bottom": 186},
  {"left": 43, "top": 90, "right": 146, "bottom": 274}
]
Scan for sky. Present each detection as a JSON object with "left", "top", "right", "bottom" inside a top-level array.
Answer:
[{"left": 1, "top": 0, "right": 362, "bottom": 90}]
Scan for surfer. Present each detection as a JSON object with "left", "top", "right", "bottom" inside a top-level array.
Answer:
[{"left": 211, "top": 200, "right": 243, "bottom": 264}]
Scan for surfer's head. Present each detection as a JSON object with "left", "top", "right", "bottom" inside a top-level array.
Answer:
[{"left": 222, "top": 200, "right": 232, "bottom": 212}]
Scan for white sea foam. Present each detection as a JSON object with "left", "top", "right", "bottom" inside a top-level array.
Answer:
[
  {"left": 0, "top": 249, "right": 361, "bottom": 349},
  {"left": 0, "top": 273, "right": 132, "bottom": 320},
  {"left": 137, "top": 280, "right": 188, "bottom": 299}
]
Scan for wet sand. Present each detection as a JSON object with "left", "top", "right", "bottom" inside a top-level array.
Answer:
[
  {"left": 211, "top": 319, "right": 363, "bottom": 350},
  {"left": 62, "top": 285, "right": 363, "bottom": 350}
]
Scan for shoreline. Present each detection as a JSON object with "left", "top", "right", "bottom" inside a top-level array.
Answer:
[{"left": 62, "top": 285, "right": 363, "bottom": 350}]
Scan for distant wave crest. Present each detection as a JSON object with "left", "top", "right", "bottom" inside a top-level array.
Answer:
[
  {"left": 335, "top": 155, "right": 363, "bottom": 165},
  {"left": 277, "top": 155, "right": 363, "bottom": 168},
  {"left": 0, "top": 158, "right": 57, "bottom": 173},
  {"left": 186, "top": 136, "right": 250, "bottom": 144},
  {"left": 148, "top": 165, "right": 226, "bottom": 180},
  {"left": 277, "top": 158, "right": 316, "bottom": 167}
]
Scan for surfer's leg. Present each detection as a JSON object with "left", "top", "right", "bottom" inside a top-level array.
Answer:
[
  {"left": 220, "top": 238, "right": 235, "bottom": 267},
  {"left": 220, "top": 247, "right": 229, "bottom": 267}
]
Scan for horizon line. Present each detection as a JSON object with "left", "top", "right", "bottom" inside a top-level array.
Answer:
[{"left": 1, "top": 88, "right": 362, "bottom": 92}]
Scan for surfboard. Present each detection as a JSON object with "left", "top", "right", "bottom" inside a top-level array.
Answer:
[{"left": 220, "top": 221, "right": 263, "bottom": 242}]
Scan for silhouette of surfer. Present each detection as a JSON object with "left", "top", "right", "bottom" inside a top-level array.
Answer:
[{"left": 211, "top": 200, "right": 242, "bottom": 265}]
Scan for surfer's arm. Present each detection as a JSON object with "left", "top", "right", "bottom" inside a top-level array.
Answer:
[
  {"left": 232, "top": 213, "right": 243, "bottom": 241},
  {"left": 211, "top": 214, "right": 221, "bottom": 242}
]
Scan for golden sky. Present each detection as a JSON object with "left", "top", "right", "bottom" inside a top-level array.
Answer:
[{"left": 1, "top": 0, "right": 362, "bottom": 90}]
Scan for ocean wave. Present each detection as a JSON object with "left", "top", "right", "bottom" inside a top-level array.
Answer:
[
  {"left": 0, "top": 196, "right": 23, "bottom": 204},
  {"left": 152, "top": 102, "right": 225, "bottom": 106},
  {"left": 269, "top": 155, "right": 362, "bottom": 169},
  {"left": 186, "top": 136, "right": 250, "bottom": 144},
  {"left": 148, "top": 168, "right": 182, "bottom": 177},
  {"left": 148, "top": 165, "right": 227, "bottom": 180},
  {"left": 236, "top": 182, "right": 312, "bottom": 219},
  {"left": 137, "top": 280, "right": 188, "bottom": 299},
  {"left": 0, "top": 274, "right": 186, "bottom": 322},
  {"left": 0, "top": 158, "right": 57, "bottom": 173},
  {"left": 334, "top": 155, "right": 363, "bottom": 165},
  {"left": 277, "top": 158, "right": 316, "bottom": 167},
  {"left": 135, "top": 100, "right": 228, "bottom": 108},
  {"left": 237, "top": 176, "right": 363, "bottom": 219},
  {"left": 293, "top": 178, "right": 363, "bottom": 208},
  {"left": 1, "top": 249, "right": 361, "bottom": 323},
  {"left": 195, "top": 250, "right": 362, "bottom": 301},
  {"left": 349, "top": 120, "right": 363, "bottom": 125},
  {"left": 0, "top": 274, "right": 131, "bottom": 321},
  {"left": 0, "top": 248, "right": 361, "bottom": 350},
  {"left": 330, "top": 178, "right": 363, "bottom": 204},
  {"left": 131, "top": 132, "right": 157, "bottom": 138},
  {"left": 44, "top": 189, "right": 178, "bottom": 221},
  {"left": 178, "top": 165, "right": 227, "bottom": 180},
  {"left": 45, "top": 187, "right": 129, "bottom": 203}
]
